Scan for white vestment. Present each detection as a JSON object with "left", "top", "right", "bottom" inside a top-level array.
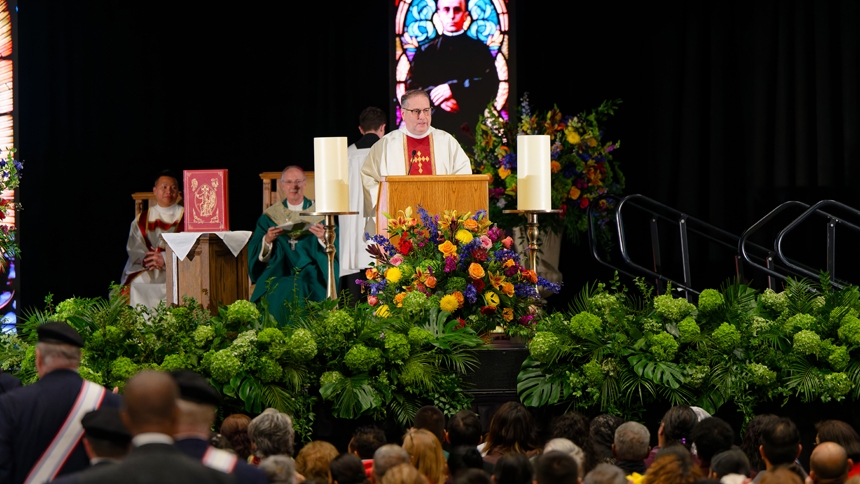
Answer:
[
  {"left": 120, "top": 203, "right": 184, "bottom": 309},
  {"left": 340, "top": 142, "right": 375, "bottom": 277},
  {"left": 360, "top": 126, "right": 472, "bottom": 224}
]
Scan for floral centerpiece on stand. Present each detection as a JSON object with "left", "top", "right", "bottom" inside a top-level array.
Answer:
[
  {"left": 360, "top": 206, "right": 561, "bottom": 338},
  {"left": 472, "top": 96, "right": 625, "bottom": 246},
  {"left": 0, "top": 147, "right": 21, "bottom": 268}
]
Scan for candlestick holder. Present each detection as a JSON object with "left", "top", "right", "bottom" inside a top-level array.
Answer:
[
  {"left": 300, "top": 211, "right": 357, "bottom": 301},
  {"left": 503, "top": 209, "right": 562, "bottom": 272}
]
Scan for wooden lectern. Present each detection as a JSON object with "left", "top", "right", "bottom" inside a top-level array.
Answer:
[
  {"left": 376, "top": 175, "right": 491, "bottom": 236},
  {"left": 165, "top": 234, "right": 249, "bottom": 314}
]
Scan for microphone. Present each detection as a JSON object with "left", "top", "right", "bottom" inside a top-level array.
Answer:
[{"left": 409, "top": 149, "right": 417, "bottom": 174}]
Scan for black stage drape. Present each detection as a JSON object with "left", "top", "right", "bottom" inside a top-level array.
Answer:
[{"left": 16, "top": 1, "right": 860, "bottom": 311}]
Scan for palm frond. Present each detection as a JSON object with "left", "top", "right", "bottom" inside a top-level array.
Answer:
[
  {"left": 783, "top": 358, "right": 822, "bottom": 402},
  {"left": 784, "top": 277, "right": 819, "bottom": 315},
  {"left": 260, "top": 384, "right": 300, "bottom": 416},
  {"left": 721, "top": 279, "right": 758, "bottom": 324},
  {"left": 435, "top": 347, "right": 480, "bottom": 374},
  {"left": 657, "top": 384, "right": 696, "bottom": 407},
  {"left": 401, "top": 353, "right": 442, "bottom": 392},
  {"left": 389, "top": 392, "right": 423, "bottom": 428},
  {"left": 569, "top": 281, "right": 598, "bottom": 315},
  {"left": 619, "top": 367, "right": 658, "bottom": 405},
  {"left": 321, "top": 374, "right": 378, "bottom": 420},
  {"left": 282, "top": 366, "right": 307, "bottom": 393},
  {"left": 517, "top": 356, "right": 570, "bottom": 407}
]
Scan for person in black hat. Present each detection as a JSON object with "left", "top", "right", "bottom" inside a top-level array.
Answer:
[
  {"left": 0, "top": 321, "right": 123, "bottom": 484},
  {"left": 49, "top": 407, "right": 132, "bottom": 484},
  {"left": 171, "top": 369, "right": 268, "bottom": 484}
]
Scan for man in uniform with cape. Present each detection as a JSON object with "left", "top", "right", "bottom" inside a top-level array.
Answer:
[{"left": 248, "top": 166, "right": 338, "bottom": 324}]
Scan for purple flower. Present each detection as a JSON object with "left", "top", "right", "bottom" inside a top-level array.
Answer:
[
  {"left": 605, "top": 144, "right": 616, "bottom": 153},
  {"left": 464, "top": 284, "right": 478, "bottom": 304},
  {"left": 473, "top": 209, "right": 487, "bottom": 220},
  {"left": 537, "top": 276, "right": 562, "bottom": 294},
  {"left": 519, "top": 314, "right": 536, "bottom": 326},
  {"left": 514, "top": 283, "right": 539, "bottom": 298},
  {"left": 500, "top": 153, "right": 517, "bottom": 170},
  {"left": 444, "top": 256, "right": 457, "bottom": 273},
  {"left": 551, "top": 142, "right": 562, "bottom": 160},
  {"left": 370, "top": 234, "right": 397, "bottom": 256},
  {"left": 487, "top": 227, "right": 505, "bottom": 242},
  {"left": 418, "top": 205, "right": 439, "bottom": 243}
]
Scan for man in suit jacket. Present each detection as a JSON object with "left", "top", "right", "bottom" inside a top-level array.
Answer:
[
  {"left": 76, "top": 370, "right": 232, "bottom": 484},
  {"left": 0, "top": 369, "right": 21, "bottom": 395},
  {"left": 50, "top": 407, "right": 132, "bottom": 484},
  {"left": 0, "top": 322, "right": 123, "bottom": 484}
]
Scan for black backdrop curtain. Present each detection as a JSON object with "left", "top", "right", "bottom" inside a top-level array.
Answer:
[{"left": 16, "top": 0, "right": 860, "bottom": 311}]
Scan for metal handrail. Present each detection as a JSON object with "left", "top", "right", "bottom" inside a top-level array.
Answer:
[{"left": 738, "top": 201, "right": 813, "bottom": 288}]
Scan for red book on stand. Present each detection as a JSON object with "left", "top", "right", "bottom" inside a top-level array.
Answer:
[{"left": 183, "top": 169, "right": 229, "bottom": 232}]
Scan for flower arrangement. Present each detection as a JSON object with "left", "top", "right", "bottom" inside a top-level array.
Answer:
[
  {"left": 0, "top": 147, "right": 21, "bottom": 266},
  {"left": 472, "top": 96, "right": 624, "bottom": 244},
  {"left": 360, "top": 206, "right": 561, "bottom": 337}
]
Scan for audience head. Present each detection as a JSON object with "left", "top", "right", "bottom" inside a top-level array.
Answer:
[
  {"left": 535, "top": 450, "right": 579, "bottom": 484},
  {"left": 816, "top": 420, "right": 860, "bottom": 463},
  {"left": 447, "top": 445, "right": 484, "bottom": 479},
  {"left": 248, "top": 407, "right": 295, "bottom": 459},
  {"left": 550, "top": 411, "right": 595, "bottom": 473},
  {"left": 359, "top": 106, "right": 387, "bottom": 135},
  {"left": 279, "top": 165, "right": 308, "bottom": 205},
  {"left": 740, "top": 414, "right": 777, "bottom": 473},
  {"left": 372, "top": 444, "right": 412, "bottom": 483},
  {"left": 331, "top": 453, "right": 371, "bottom": 484},
  {"left": 413, "top": 405, "right": 446, "bottom": 448},
  {"left": 613, "top": 421, "right": 650, "bottom": 461},
  {"left": 381, "top": 462, "right": 428, "bottom": 484},
  {"left": 689, "top": 417, "right": 734, "bottom": 465},
  {"left": 658, "top": 405, "right": 697, "bottom": 450},
  {"left": 484, "top": 401, "right": 540, "bottom": 455},
  {"left": 152, "top": 170, "right": 180, "bottom": 208},
  {"left": 582, "top": 463, "right": 627, "bottom": 484},
  {"left": 760, "top": 416, "right": 801, "bottom": 467},
  {"left": 259, "top": 454, "right": 297, "bottom": 484},
  {"left": 350, "top": 425, "right": 388, "bottom": 460},
  {"left": 709, "top": 448, "right": 751, "bottom": 479},
  {"left": 447, "top": 409, "right": 483, "bottom": 447},
  {"left": 220, "top": 413, "right": 253, "bottom": 460},
  {"left": 208, "top": 431, "right": 233, "bottom": 451},
  {"left": 296, "top": 440, "right": 340, "bottom": 482},
  {"left": 402, "top": 428, "right": 446, "bottom": 484},
  {"left": 757, "top": 465, "right": 803, "bottom": 484},
  {"left": 453, "top": 468, "right": 491, "bottom": 484},
  {"left": 589, "top": 414, "right": 625, "bottom": 464},
  {"left": 170, "top": 369, "right": 221, "bottom": 436},
  {"left": 493, "top": 451, "right": 534, "bottom": 484},
  {"left": 81, "top": 407, "right": 132, "bottom": 460},
  {"left": 35, "top": 322, "right": 84, "bottom": 377},
  {"left": 809, "top": 441, "right": 851, "bottom": 484},
  {"left": 543, "top": 438, "right": 585, "bottom": 478},
  {"left": 644, "top": 443, "right": 702, "bottom": 484},
  {"left": 121, "top": 370, "right": 180, "bottom": 436}
]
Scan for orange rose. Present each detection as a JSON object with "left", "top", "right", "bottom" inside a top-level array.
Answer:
[
  {"left": 425, "top": 275, "right": 437, "bottom": 289},
  {"left": 438, "top": 240, "right": 458, "bottom": 257},
  {"left": 453, "top": 291, "right": 465, "bottom": 308},
  {"left": 468, "top": 263, "right": 486, "bottom": 280},
  {"left": 550, "top": 161, "right": 562, "bottom": 173},
  {"left": 394, "top": 292, "right": 407, "bottom": 308},
  {"left": 569, "top": 186, "right": 581, "bottom": 200},
  {"left": 365, "top": 268, "right": 379, "bottom": 280},
  {"left": 463, "top": 219, "right": 478, "bottom": 231},
  {"left": 501, "top": 281, "right": 515, "bottom": 297}
]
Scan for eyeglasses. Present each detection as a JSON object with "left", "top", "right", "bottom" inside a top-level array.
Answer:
[
  {"left": 282, "top": 179, "right": 306, "bottom": 185},
  {"left": 403, "top": 107, "right": 434, "bottom": 117}
]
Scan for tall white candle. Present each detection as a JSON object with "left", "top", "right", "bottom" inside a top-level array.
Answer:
[
  {"left": 313, "top": 137, "right": 349, "bottom": 212},
  {"left": 517, "top": 135, "right": 551, "bottom": 210}
]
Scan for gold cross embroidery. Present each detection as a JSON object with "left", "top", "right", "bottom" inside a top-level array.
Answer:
[{"left": 414, "top": 151, "right": 430, "bottom": 174}]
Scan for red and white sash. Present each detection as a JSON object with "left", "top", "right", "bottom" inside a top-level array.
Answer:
[
  {"left": 24, "top": 380, "right": 107, "bottom": 484},
  {"left": 202, "top": 446, "right": 238, "bottom": 474}
]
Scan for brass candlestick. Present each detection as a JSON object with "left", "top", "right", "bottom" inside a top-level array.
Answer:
[
  {"left": 300, "top": 211, "right": 357, "bottom": 301},
  {"left": 503, "top": 209, "right": 562, "bottom": 272}
]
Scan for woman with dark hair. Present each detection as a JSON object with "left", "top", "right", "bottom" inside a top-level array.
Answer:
[
  {"left": 739, "top": 414, "right": 777, "bottom": 479},
  {"left": 221, "top": 413, "right": 253, "bottom": 461},
  {"left": 331, "top": 453, "right": 371, "bottom": 484},
  {"left": 815, "top": 419, "right": 860, "bottom": 478},
  {"left": 492, "top": 452, "right": 534, "bottom": 484},
  {"left": 644, "top": 406, "right": 698, "bottom": 468},
  {"left": 549, "top": 411, "right": 598, "bottom": 473},
  {"left": 589, "top": 414, "right": 625, "bottom": 467},
  {"left": 481, "top": 402, "right": 542, "bottom": 465}
]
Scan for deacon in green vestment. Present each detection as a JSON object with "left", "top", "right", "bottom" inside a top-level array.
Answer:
[{"left": 248, "top": 166, "right": 339, "bottom": 324}]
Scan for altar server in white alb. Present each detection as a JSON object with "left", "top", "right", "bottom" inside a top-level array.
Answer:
[
  {"left": 120, "top": 170, "right": 184, "bottom": 308},
  {"left": 360, "top": 89, "right": 472, "bottom": 228}
]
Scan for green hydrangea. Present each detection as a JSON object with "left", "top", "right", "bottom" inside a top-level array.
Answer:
[
  {"left": 653, "top": 294, "right": 696, "bottom": 321},
  {"left": 419, "top": 259, "right": 441, "bottom": 274},
  {"left": 600, "top": 358, "right": 619, "bottom": 378},
  {"left": 402, "top": 291, "right": 428, "bottom": 314},
  {"left": 78, "top": 365, "right": 104, "bottom": 385},
  {"left": 568, "top": 312, "right": 601, "bottom": 339},
  {"left": 54, "top": 298, "right": 85, "bottom": 321},
  {"left": 697, "top": 289, "right": 724, "bottom": 314},
  {"left": 819, "top": 339, "right": 835, "bottom": 359},
  {"left": 712, "top": 323, "right": 741, "bottom": 352},
  {"left": 529, "top": 332, "right": 560, "bottom": 363},
  {"left": 320, "top": 370, "right": 344, "bottom": 387},
  {"left": 110, "top": 357, "right": 139, "bottom": 382},
  {"left": 400, "top": 360, "right": 428, "bottom": 389},
  {"left": 160, "top": 354, "right": 189, "bottom": 372},
  {"left": 257, "top": 327, "right": 287, "bottom": 359},
  {"left": 344, "top": 344, "right": 383, "bottom": 373},
  {"left": 793, "top": 330, "right": 822, "bottom": 356},
  {"left": 226, "top": 300, "right": 260, "bottom": 324},
  {"left": 751, "top": 316, "right": 775, "bottom": 337},
  {"left": 677, "top": 317, "right": 701, "bottom": 343},
  {"left": 822, "top": 372, "right": 853, "bottom": 402},
  {"left": 686, "top": 365, "right": 710, "bottom": 388},
  {"left": 746, "top": 363, "right": 776, "bottom": 386},
  {"left": 193, "top": 325, "right": 216, "bottom": 347},
  {"left": 398, "top": 263, "right": 415, "bottom": 281},
  {"left": 783, "top": 313, "right": 817, "bottom": 334},
  {"left": 582, "top": 360, "right": 604, "bottom": 386},
  {"left": 86, "top": 330, "right": 106, "bottom": 351},
  {"left": 648, "top": 332, "right": 679, "bottom": 362},
  {"left": 209, "top": 348, "right": 242, "bottom": 383},
  {"left": 201, "top": 350, "right": 216, "bottom": 372},
  {"left": 830, "top": 306, "right": 857, "bottom": 327},
  {"left": 641, "top": 318, "right": 663, "bottom": 334},
  {"left": 256, "top": 356, "right": 283, "bottom": 383},
  {"left": 759, "top": 289, "right": 788, "bottom": 314},
  {"left": 384, "top": 332, "right": 410, "bottom": 363},
  {"left": 537, "top": 312, "right": 568, "bottom": 334},
  {"left": 829, "top": 345, "right": 850, "bottom": 371},
  {"left": 838, "top": 315, "right": 860, "bottom": 346},
  {"left": 102, "top": 326, "right": 124, "bottom": 344},
  {"left": 320, "top": 310, "right": 356, "bottom": 349},
  {"left": 230, "top": 330, "right": 258, "bottom": 363},
  {"left": 589, "top": 292, "right": 618, "bottom": 312},
  {"left": 286, "top": 328, "right": 317, "bottom": 363},
  {"left": 407, "top": 326, "right": 434, "bottom": 349},
  {"left": 442, "top": 275, "right": 465, "bottom": 294},
  {"left": 812, "top": 296, "right": 826, "bottom": 310}
]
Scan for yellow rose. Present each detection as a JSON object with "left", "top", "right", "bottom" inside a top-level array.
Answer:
[
  {"left": 440, "top": 295, "right": 459, "bottom": 313},
  {"left": 375, "top": 305, "right": 391, "bottom": 318},
  {"left": 503, "top": 307, "right": 514, "bottom": 322},
  {"left": 468, "top": 263, "right": 486, "bottom": 280},
  {"left": 550, "top": 161, "right": 561, "bottom": 174},
  {"left": 385, "top": 267, "right": 403, "bottom": 284},
  {"left": 438, "top": 240, "right": 458, "bottom": 257},
  {"left": 455, "top": 229, "right": 474, "bottom": 245},
  {"left": 483, "top": 291, "right": 500, "bottom": 308},
  {"left": 569, "top": 186, "right": 581, "bottom": 200},
  {"left": 498, "top": 167, "right": 511, "bottom": 180},
  {"left": 501, "top": 281, "right": 515, "bottom": 297}
]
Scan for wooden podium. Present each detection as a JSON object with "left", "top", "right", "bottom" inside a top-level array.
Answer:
[
  {"left": 165, "top": 234, "right": 250, "bottom": 314},
  {"left": 376, "top": 175, "right": 491, "bottom": 236}
]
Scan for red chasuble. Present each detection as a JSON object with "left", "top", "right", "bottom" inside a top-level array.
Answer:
[{"left": 404, "top": 134, "right": 435, "bottom": 175}]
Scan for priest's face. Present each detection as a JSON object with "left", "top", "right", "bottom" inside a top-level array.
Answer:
[
  {"left": 402, "top": 94, "right": 432, "bottom": 136},
  {"left": 438, "top": 0, "right": 467, "bottom": 33},
  {"left": 280, "top": 168, "right": 307, "bottom": 205},
  {"left": 153, "top": 176, "right": 179, "bottom": 208}
]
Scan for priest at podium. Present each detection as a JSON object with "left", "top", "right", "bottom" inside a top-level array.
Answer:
[
  {"left": 360, "top": 89, "right": 471, "bottom": 231},
  {"left": 247, "top": 166, "right": 338, "bottom": 324}
]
